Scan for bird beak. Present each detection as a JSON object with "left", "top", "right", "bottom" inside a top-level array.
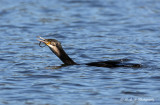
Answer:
[
  {"left": 37, "top": 36, "right": 51, "bottom": 47},
  {"left": 37, "top": 36, "right": 46, "bottom": 42},
  {"left": 37, "top": 36, "right": 47, "bottom": 47}
]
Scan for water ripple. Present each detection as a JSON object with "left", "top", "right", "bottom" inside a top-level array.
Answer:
[{"left": 0, "top": 0, "right": 160, "bottom": 105}]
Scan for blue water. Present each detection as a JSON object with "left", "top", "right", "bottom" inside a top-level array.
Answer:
[{"left": 1, "top": 0, "right": 160, "bottom": 105}]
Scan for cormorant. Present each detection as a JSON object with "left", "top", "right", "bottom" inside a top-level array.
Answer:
[{"left": 37, "top": 36, "right": 141, "bottom": 68}]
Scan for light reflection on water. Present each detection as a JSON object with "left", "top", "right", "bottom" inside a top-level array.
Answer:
[{"left": 0, "top": 0, "right": 160, "bottom": 104}]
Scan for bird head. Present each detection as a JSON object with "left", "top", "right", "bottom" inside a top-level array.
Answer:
[
  {"left": 38, "top": 36, "right": 61, "bottom": 47},
  {"left": 37, "top": 36, "right": 62, "bottom": 56}
]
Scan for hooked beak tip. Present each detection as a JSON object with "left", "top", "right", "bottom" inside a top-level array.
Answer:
[
  {"left": 39, "top": 36, "right": 45, "bottom": 40},
  {"left": 37, "top": 36, "right": 46, "bottom": 42}
]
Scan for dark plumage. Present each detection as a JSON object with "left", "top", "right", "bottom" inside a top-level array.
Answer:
[{"left": 38, "top": 36, "right": 141, "bottom": 68}]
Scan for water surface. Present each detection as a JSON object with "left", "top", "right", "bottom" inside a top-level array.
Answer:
[{"left": 0, "top": 0, "right": 160, "bottom": 105}]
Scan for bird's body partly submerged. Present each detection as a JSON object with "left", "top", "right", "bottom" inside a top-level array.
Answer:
[{"left": 38, "top": 37, "right": 141, "bottom": 68}]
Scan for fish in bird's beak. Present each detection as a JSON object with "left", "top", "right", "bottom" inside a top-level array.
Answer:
[{"left": 37, "top": 36, "right": 47, "bottom": 47}]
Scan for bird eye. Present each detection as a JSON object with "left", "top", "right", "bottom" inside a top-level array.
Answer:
[{"left": 51, "top": 42, "right": 57, "bottom": 46}]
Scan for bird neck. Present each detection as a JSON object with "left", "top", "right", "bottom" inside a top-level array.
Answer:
[{"left": 49, "top": 46, "right": 76, "bottom": 65}]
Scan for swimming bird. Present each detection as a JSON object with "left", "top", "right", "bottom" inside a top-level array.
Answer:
[{"left": 37, "top": 36, "right": 141, "bottom": 68}]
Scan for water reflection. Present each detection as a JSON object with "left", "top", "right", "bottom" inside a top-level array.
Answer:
[{"left": 45, "top": 65, "right": 68, "bottom": 70}]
